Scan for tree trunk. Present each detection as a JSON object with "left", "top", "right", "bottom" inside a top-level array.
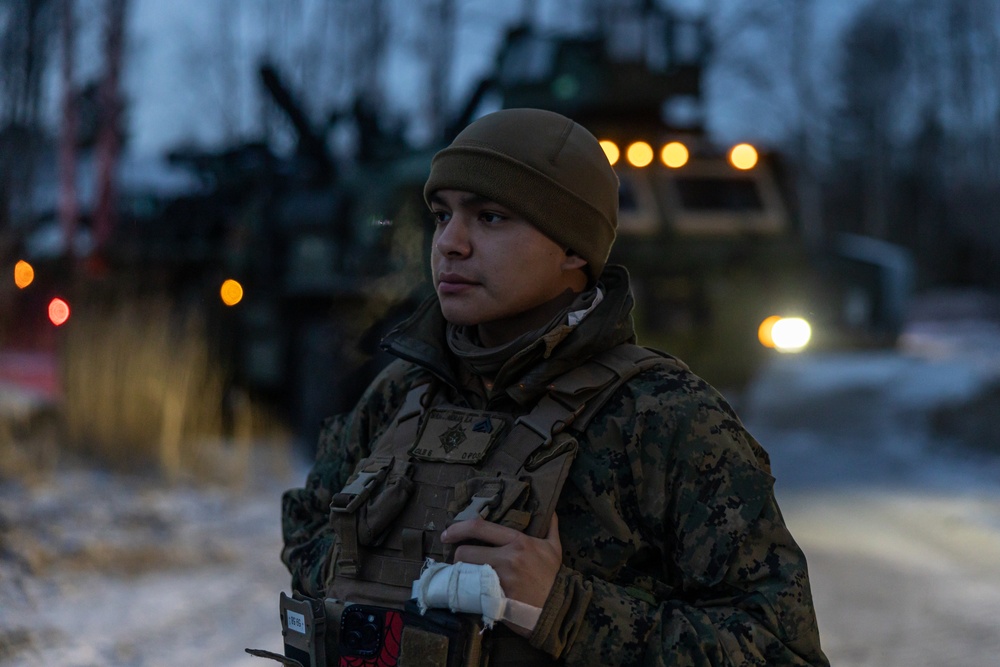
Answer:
[
  {"left": 93, "top": 0, "right": 127, "bottom": 253},
  {"left": 789, "top": 0, "right": 824, "bottom": 250},
  {"left": 425, "top": 0, "right": 456, "bottom": 140},
  {"left": 58, "top": 0, "right": 78, "bottom": 260}
]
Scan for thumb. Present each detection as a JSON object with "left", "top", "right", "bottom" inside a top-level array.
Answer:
[{"left": 545, "top": 512, "right": 561, "bottom": 546}]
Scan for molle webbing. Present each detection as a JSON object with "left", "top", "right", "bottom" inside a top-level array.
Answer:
[{"left": 326, "top": 344, "right": 681, "bottom": 607}]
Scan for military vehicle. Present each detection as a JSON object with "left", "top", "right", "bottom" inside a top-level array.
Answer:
[
  {"left": 158, "top": 64, "right": 436, "bottom": 443},
  {"left": 8, "top": 62, "right": 434, "bottom": 451},
  {"left": 452, "top": 11, "right": 911, "bottom": 388}
]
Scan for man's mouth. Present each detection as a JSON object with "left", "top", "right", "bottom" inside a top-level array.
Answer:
[{"left": 437, "top": 272, "right": 477, "bottom": 294}]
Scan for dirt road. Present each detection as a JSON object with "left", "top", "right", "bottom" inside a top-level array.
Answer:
[{"left": 784, "top": 490, "right": 1000, "bottom": 667}]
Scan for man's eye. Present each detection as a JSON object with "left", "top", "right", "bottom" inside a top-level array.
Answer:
[
  {"left": 480, "top": 212, "right": 505, "bottom": 224},
  {"left": 432, "top": 210, "right": 450, "bottom": 224}
]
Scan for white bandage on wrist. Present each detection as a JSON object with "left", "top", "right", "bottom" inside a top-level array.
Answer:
[{"left": 410, "top": 559, "right": 542, "bottom": 631}]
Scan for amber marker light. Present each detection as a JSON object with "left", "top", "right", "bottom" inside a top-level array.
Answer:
[
  {"left": 14, "top": 260, "right": 34, "bottom": 288},
  {"left": 729, "top": 143, "right": 758, "bottom": 170},
  {"left": 626, "top": 141, "right": 654, "bottom": 167},
  {"left": 220, "top": 279, "right": 244, "bottom": 306},
  {"left": 48, "top": 298, "right": 70, "bottom": 326},
  {"left": 599, "top": 140, "right": 620, "bottom": 166},
  {"left": 758, "top": 316, "right": 781, "bottom": 348},
  {"left": 660, "top": 141, "right": 689, "bottom": 168}
]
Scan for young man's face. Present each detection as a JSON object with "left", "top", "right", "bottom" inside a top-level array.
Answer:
[{"left": 429, "top": 189, "right": 588, "bottom": 345}]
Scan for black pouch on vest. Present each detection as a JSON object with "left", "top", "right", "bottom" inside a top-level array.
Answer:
[
  {"left": 244, "top": 591, "right": 328, "bottom": 667},
  {"left": 400, "top": 599, "right": 482, "bottom": 667}
]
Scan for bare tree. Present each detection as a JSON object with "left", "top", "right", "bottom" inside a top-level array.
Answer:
[
  {"left": 935, "top": 2, "right": 1000, "bottom": 185},
  {"left": 208, "top": 1, "right": 245, "bottom": 145},
  {"left": 0, "top": 0, "right": 57, "bottom": 229},
  {"left": 92, "top": 0, "right": 128, "bottom": 252},
  {"left": 58, "top": 0, "right": 78, "bottom": 257},
  {"left": 423, "top": 0, "right": 457, "bottom": 140},
  {"left": 932, "top": 0, "right": 1000, "bottom": 285},
  {"left": 0, "top": 0, "right": 56, "bottom": 127},
  {"left": 834, "top": 3, "right": 905, "bottom": 240},
  {"left": 824, "top": 0, "right": 1000, "bottom": 287},
  {"left": 787, "top": 0, "right": 826, "bottom": 249}
]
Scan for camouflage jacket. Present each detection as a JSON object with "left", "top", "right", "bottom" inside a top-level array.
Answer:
[{"left": 281, "top": 266, "right": 829, "bottom": 666}]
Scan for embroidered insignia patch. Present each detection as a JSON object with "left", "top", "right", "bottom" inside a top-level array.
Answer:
[
  {"left": 411, "top": 408, "right": 510, "bottom": 464},
  {"left": 439, "top": 423, "right": 467, "bottom": 453}
]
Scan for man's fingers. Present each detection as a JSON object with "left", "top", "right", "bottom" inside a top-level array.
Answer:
[
  {"left": 449, "top": 543, "right": 494, "bottom": 566},
  {"left": 441, "top": 517, "right": 520, "bottom": 546},
  {"left": 443, "top": 513, "right": 562, "bottom": 546},
  {"left": 440, "top": 514, "right": 562, "bottom": 612}
]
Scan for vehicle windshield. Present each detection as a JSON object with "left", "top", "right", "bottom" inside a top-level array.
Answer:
[{"left": 674, "top": 177, "right": 764, "bottom": 212}]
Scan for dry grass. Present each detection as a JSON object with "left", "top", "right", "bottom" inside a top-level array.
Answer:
[
  {"left": 55, "top": 292, "right": 290, "bottom": 483},
  {"left": 3, "top": 200, "right": 430, "bottom": 483}
]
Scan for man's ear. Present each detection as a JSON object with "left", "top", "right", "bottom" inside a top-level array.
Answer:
[{"left": 561, "top": 248, "right": 588, "bottom": 272}]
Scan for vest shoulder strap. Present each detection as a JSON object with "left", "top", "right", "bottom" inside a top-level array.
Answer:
[
  {"left": 496, "top": 343, "right": 686, "bottom": 537},
  {"left": 566, "top": 343, "right": 688, "bottom": 432}
]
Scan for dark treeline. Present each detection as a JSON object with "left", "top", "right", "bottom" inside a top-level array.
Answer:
[
  {"left": 713, "top": 0, "right": 1000, "bottom": 289},
  {"left": 828, "top": 0, "right": 1000, "bottom": 288},
  {"left": 2, "top": 0, "right": 1000, "bottom": 290},
  {"left": 0, "top": 0, "right": 58, "bottom": 233}
]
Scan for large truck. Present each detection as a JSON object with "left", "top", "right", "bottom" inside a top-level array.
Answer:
[{"left": 458, "top": 13, "right": 911, "bottom": 388}]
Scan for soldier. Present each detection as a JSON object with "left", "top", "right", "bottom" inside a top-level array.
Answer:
[{"left": 279, "top": 108, "right": 829, "bottom": 666}]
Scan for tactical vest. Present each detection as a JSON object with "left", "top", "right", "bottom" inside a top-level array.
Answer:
[
  {"left": 323, "top": 344, "right": 684, "bottom": 662},
  {"left": 326, "top": 344, "right": 684, "bottom": 666}
]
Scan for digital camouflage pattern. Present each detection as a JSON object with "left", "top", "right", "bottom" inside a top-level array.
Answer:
[{"left": 281, "top": 266, "right": 829, "bottom": 666}]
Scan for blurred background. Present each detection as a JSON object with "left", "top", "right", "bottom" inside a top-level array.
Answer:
[{"left": 1, "top": 0, "right": 999, "bottom": 665}]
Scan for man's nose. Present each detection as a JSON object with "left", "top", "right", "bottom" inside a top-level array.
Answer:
[{"left": 435, "top": 218, "right": 471, "bottom": 257}]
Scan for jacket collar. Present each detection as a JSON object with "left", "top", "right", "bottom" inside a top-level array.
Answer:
[{"left": 380, "top": 265, "right": 637, "bottom": 406}]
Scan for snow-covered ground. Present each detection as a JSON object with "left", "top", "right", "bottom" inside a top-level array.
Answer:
[
  {"left": 2, "top": 289, "right": 1000, "bottom": 666},
  {"left": 0, "top": 450, "right": 295, "bottom": 666},
  {"left": 742, "top": 290, "right": 1000, "bottom": 667}
]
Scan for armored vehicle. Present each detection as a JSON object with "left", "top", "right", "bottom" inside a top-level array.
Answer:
[{"left": 457, "top": 13, "right": 911, "bottom": 388}]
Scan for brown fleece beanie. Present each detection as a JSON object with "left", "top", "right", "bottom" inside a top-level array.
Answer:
[{"left": 423, "top": 108, "right": 619, "bottom": 279}]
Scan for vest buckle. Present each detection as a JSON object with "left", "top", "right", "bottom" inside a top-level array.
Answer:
[
  {"left": 452, "top": 479, "right": 503, "bottom": 523},
  {"left": 330, "top": 459, "right": 392, "bottom": 515}
]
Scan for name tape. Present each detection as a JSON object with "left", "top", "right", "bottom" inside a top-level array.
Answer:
[{"left": 286, "top": 609, "right": 307, "bottom": 634}]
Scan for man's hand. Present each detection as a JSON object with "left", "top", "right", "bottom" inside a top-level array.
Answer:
[{"left": 440, "top": 513, "right": 562, "bottom": 629}]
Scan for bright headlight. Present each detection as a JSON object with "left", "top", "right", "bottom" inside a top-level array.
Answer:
[{"left": 759, "top": 316, "right": 812, "bottom": 353}]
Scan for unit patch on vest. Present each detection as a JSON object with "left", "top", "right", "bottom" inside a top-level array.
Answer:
[{"left": 411, "top": 408, "right": 510, "bottom": 464}]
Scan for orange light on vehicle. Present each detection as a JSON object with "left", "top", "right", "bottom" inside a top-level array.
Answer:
[
  {"left": 660, "top": 141, "right": 689, "bottom": 168},
  {"left": 220, "top": 278, "right": 244, "bottom": 306},
  {"left": 626, "top": 141, "right": 654, "bottom": 168},
  {"left": 758, "top": 315, "right": 781, "bottom": 348},
  {"left": 759, "top": 315, "right": 812, "bottom": 352},
  {"left": 48, "top": 298, "right": 70, "bottom": 326},
  {"left": 14, "top": 260, "right": 34, "bottom": 288},
  {"left": 729, "top": 143, "right": 758, "bottom": 170},
  {"left": 599, "top": 140, "right": 620, "bottom": 166}
]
